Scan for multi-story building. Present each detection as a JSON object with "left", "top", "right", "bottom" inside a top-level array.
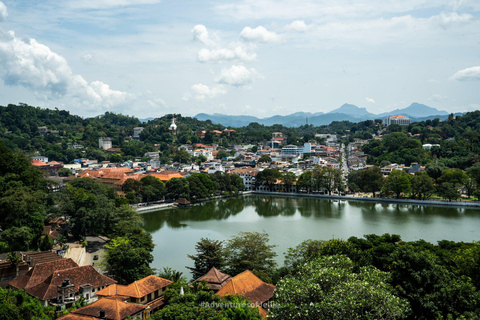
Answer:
[
  {"left": 384, "top": 115, "right": 411, "bottom": 126},
  {"left": 99, "top": 137, "right": 112, "bottom": 150}
]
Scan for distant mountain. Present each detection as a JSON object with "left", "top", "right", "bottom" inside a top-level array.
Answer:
[
  {"left": 378, "top": 103, "right": 449, "bottom": 118},
  {"left": 139, "top": 117, "right": 156, "bottom": 123},
  {"left": 195, "top": 103, "right": 452, "bottom": 127},
  {"left": 328, "top": 103, "right": 376, "bottom": 118}
]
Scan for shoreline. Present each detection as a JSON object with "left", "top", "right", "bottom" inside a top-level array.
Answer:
[
  {"left": 134, "top": 190, "right": 480, "bottom": 213},
  {"left": 252, "top": 191, "right": 480, "bottom": 208}
]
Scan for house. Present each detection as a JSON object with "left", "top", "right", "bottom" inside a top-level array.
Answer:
[
  {"left": 57, "top": 297, "right": 146, "bottom": 320},
  {"left": 95, "top": 275, "right": 173, "bottom": 315},
  {"left": 216, "top": 270, "right": 275, "bottom": 317},
  {"left": 192, "top": 267, "right": 231, "bottom": 292},
  {"left": 9, "top": 258, "right": 116, "bottom": 307}
]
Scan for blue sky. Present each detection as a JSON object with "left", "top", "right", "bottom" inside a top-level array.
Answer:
[{"left": 0, "top": 0, "right": 479, "bottom": 118}]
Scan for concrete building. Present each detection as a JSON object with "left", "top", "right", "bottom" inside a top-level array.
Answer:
[
  {"left": 384, "top": 115, "right": 411, "bottom": 126},
  {"left": 99, "top": 138, "right": 112, "bottom": 150},
  {"left": 133, "top": 127, "right": 144, "bottom": 139}
]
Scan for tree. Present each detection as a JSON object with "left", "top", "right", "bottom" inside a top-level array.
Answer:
[
  {"left": 215, "top": 149, "right": 229, "bottom": 160},
  {"left": 223, "top": 232, "right": 277, "bottom": 276},
  {"left": 362, "top": 166, "right": 384, "bottom": 197},
  {"left": 281, "top": 172, "right": 296, "bottom": 192},
  {"left": 297, "top": 171, "right": 313, "bottom": 193},
  {"left": 151, "top": 288, "right": 263, "bottom": 320},
  {"left": 157, "top": 267, "right": 185, "bottom": 283},
  {"left": 6, "top": 252, "right": 21, "bottom": 277},
  {"left": 1, "top": 227, "right": 34, "bottom": 251},
  {"left": 270, "top": 255, "right": 410, "bottom": 320},
  {"left": 410, "top": 172, "right": 435, "bottom": 200},
  {"left": 313, "top": 166, "right": 343, "bottom": 195},
  {"left": 39, "top": 234, "right": 53, "bottom": 251},
  {"left": 390, "top": 245, "right": 480, "bottom": 319},
  {"left": 257, "top": 154, "right": 272, "bottom": 163},
  {"left": 140, "top": 176, "right": 165, "bottom": 203},
  {"left": 255, "top": 169, "right": 281, "bottom": 190},
  {"left": 104, "top": 234, "right": 154, "bottom": 284},
  {"left": 383, "top": 169, "right": 411, "bottom": 199},
  {"left": 173, "top": 149, "right": 191, "bottom": 163},
  {"left": 58, "top": 167, "right": 73, "bottom": 177},
  {"left": 436, "top": 182, "right": 460, "bottom": 201},
  {"left": 0, "top": 287, "right": 56, "bottom": 320},
  {"left": 187, "top": 238, "right": 225, "bottom": 281},
  {"left": 165, "top": 178, "right": 190, "bottom": 200},
  {"left": 122, "top": 178, "right": 142, "bottom": 194}
]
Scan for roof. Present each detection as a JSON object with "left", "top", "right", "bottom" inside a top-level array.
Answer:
[
  {"left": 31, "top": 160, "right": 47, "bottom": 166},
  {"left": 216, "top": 270, "right": 275, "bottom": 305},
  {"left": 26, "top": 265, "right": 116, "bottom": 301},
  {"left": 58, "top": 297, "right": 145, "bottom": 320},
  {"left": 96, "top": 275, "right": 172, "bottom": 299},
  {"left": 9, "top": 258, "right": 78, "bottom": 290},
  {"left": 193, "top": 267, "right": 231, "bottom": 291},
  {"left": 149, "top": 172, "right": 184, "bottom": 182}
]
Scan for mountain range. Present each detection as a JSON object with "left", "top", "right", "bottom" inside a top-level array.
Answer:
[{"left": 194, "top": 103, "right": 454, "bottom": 127}]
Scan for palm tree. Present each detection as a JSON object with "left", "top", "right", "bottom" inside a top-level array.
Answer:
[{"left": 6, "top": 251, "right": 21, "bottom": 277}]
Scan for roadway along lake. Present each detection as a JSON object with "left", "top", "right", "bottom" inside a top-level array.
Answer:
[{"left": 141, "top": 195, "right": 480, "bottom": 277}]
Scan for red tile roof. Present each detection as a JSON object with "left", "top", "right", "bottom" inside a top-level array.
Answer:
[
  {"left": 26, "top": 265, "right": 116, "bottom": 301},
  {"left": 9, "top": 258, "right": 78, "bottom": 290}
]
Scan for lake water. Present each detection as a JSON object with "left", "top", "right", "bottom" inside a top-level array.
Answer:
[{"left": 141, "top": 195, "right": 480, "bottom": 277}]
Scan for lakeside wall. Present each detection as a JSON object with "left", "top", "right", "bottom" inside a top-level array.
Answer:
[
  {"left": 134, "top": 190, "right": 480, "bottom": 213},
  {"left": 253, "top": 191, "right": 480, "bottom": 208}
]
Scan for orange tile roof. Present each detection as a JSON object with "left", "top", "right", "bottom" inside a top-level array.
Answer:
[
  {"left": 31, "top": 160, "right": 47, "bottom": 166},
  {"left": 216, "top": 270, "right": 275, "bottom": 305},
  {"left": 9, "top": 258, "right": 78, "bottom": 290},
  {"left": 149, "top": 172, "right": 184, "bottom": 182},
  {"left": 96, "top": 275, "right": 172, "bottom": 299},
  {"left": 58, "top": 297, "right": 145, "bottom": 320}
]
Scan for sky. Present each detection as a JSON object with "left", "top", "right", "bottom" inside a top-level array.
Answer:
[{"left": 0, "top": 0, "right": 479, "bottom": 119}]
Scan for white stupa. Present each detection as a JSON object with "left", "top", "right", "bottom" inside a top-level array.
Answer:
[{"left": 169, "top": 118, "right": 177, "bottom": 131}]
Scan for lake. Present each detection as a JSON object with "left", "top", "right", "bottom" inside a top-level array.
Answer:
[{"left": 141, "top": 195, "right": 480, "bottom": 277}]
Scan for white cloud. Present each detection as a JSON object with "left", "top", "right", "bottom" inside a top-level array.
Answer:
[
  {"left": 81, "top": 53, "right": 95, "bottom": 63},
  {"left": 240, "top": 26, "right": 282, "bottom": 43},
  {"left": 68, "top": 0, "right": 161, "bottom": 10},
  {"left": 0, "top": 2, "right": 7, "bottom": 22},
  {"left": 285, "top": 20, "right": 309, "bottom": 32},
  {"left": 215, "top": 0, "right": 456, "bottom": 21},
  {"left": 189, "top": 83, "right": 227, "bottom": 101},
  {"left": 0, "top": 27, "right": 131, "bottom": 112},
  {"left": 365, "top": 97, "right": 376, "bottom": 103},
  {"left": 451, "top": 66, "right": 480, "bottom": 81},
  {"left": 192, "top": 24, "right": 216, "bottom": 46},
  {"left": 197, "top": 46, "right": 256, "bottom": 63},
  {"left": 215, "top": 65, "right": 261, "bottom": 87}
]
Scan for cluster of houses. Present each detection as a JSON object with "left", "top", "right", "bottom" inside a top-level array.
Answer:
[
  {"left": 1, "top": 251, "right": 275, "bottom": 319},
  {"left": 30, "top": 116, "right": 434, "bottom": 197}
]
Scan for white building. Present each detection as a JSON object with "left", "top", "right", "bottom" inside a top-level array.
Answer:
[
  {"left": 384, "top": 115, "right": 411, "bottom": 126},
  {"left": 98, "top": 138, "right": 112, "bottom": 150},
  {"left": 133, "top": 127, "right": 144, "bottom": 139}
]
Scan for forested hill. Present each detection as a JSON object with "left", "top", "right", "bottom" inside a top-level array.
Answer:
[
  {"left": 1, "top": 103, "right": 480, "bottom": 169},
  {"left": 0, "top": 103, "right": 381, "bottom": 162}
]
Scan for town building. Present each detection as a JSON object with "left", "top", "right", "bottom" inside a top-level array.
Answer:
[
  {"left": 133, "top": 127, "right": 144, "bottom": 139},
  {"left": 384, "top": 115, "right": 411, "bottom": 126},
  {"left": 99, "top": 137, "right": 113, "bottom": 150}
]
